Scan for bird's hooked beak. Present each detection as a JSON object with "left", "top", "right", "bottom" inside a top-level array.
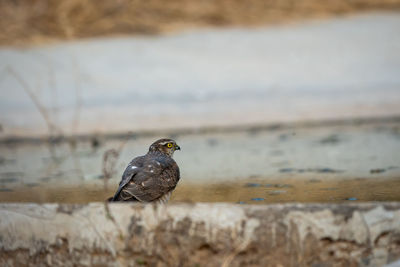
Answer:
[{"left": 174, "top": 144, "right": 181, "bottom": 151}]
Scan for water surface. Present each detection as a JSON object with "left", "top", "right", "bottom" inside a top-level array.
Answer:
[{"left": 1, "top": 120, "right": 399, "bottom": 203}]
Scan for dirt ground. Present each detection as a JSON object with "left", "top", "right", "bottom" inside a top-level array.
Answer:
[
  {"left": 1, "top": 0, "right": 400, "bottom": 46},
  {"left": 1, "top": 176, "right": 399, "bottom": 204}
]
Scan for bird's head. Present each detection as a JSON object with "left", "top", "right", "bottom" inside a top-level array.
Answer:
[{"left": 148, "top": 138, "right": 181, "bottom": 157}]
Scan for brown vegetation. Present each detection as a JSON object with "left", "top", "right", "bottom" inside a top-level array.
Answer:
[{"left": 1, "top": 0, "right": 400, "bottom": 46}]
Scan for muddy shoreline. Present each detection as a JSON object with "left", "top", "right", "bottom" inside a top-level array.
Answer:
[{"left": 1, "top": 176, "right": 400, "bottom": 204}]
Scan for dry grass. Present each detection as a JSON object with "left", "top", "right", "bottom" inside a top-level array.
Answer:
[{"left": 1, "top": 0, "right": 400, "bottom": 46}]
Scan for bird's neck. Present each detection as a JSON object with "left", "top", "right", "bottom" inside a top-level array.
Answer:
[{"left": 147, "top": 150, "right": 173, "bottom": 158}]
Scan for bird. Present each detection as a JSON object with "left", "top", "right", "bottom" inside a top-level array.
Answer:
[{"left": 109, "top": 138, "right": 181, "bottom": 204}]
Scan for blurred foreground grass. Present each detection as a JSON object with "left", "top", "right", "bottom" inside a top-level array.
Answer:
[{"left": 1, "top": 0, "right": 400, "bottom": 46}]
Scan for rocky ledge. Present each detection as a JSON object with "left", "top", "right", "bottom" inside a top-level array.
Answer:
[{"left": 0, "top": 202, "right": 399, "bottom": 266}]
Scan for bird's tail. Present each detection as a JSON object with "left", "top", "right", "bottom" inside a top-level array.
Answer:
[{"left": 107, "top": 195, "right": 140, "bottom": 202}]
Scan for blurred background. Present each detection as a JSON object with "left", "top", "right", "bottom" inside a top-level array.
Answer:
[{"left": 0, "top": 0, "right": 399, "bottom": 203}]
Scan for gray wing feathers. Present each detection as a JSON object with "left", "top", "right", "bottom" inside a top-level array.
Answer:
[
  {"left": 117, "top": 156, "right": 180, "bottom": 202},
  {"left": 111, "top": 156, "right": 144, "bottom": 201}
]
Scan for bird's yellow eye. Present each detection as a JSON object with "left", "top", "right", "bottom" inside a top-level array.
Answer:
[{"left": 167, "top": 143, "right": 173, "bottom": 148}]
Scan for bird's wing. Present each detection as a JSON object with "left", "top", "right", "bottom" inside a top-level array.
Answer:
[
  {"left": 111, "top": 156, "right": 144, "bottom": 201},
  {"left": 119, "top": 156, "right": 180, "bottom": 202}
]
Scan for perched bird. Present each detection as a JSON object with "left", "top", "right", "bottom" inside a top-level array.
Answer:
[{"left": 109, "top": 138, "right": 181, "bottom": 204}]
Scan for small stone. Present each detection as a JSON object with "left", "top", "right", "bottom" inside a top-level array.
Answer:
[
  {"left": 245, "top": 183, "right": 261, "bottom": 188},
  {"left": 269, "top": 190, "right": 287, "bottom": 195},
  {"left": 279, "top": 168, "right": 294, "bottom": 173},
  {"left": 320, "top": 134, "right": 340, "bottom": 145},
  {"left": 275, "top": 184, "right": 293, "bottom": 188},
  {"left": 370, "top": 168, "right": 386, "bottom": 174},
  {"left": 0, "top": 188, "right": 13, "bottom": 192}
]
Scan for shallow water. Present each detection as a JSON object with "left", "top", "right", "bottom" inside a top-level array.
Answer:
[{"left": 0, "top": 120, "right": 399, "bottom": 203}]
